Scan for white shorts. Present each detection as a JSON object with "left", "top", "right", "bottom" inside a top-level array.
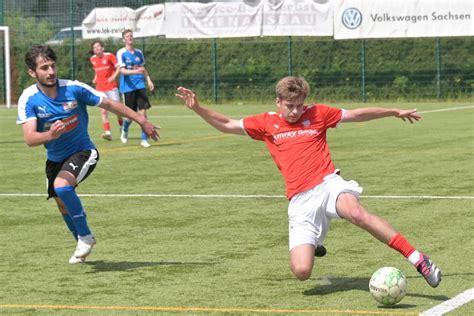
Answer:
[
  {"left": 103, "top": 87, "right": 120, "bottom": 102},
  {"left": 288, "top": 173, "right": 363, "bottom": 251}
]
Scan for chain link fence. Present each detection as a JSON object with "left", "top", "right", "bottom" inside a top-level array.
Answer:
[{"left": 0, "top": 0, "right": 473, "bottom": 105}]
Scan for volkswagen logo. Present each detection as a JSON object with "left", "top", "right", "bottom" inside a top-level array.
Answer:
[{"left": 342, "top": 7, "right": 362, "bottom": 29}]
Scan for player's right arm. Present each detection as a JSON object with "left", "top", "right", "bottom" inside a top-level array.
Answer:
[
  {"left": 22, "top": 119, "right": 65, "bottom": 147},
  {"left": 176, "top": 86, "right": 245, "bottom": 135}
]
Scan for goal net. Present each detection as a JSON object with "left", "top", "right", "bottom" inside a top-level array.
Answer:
[{"left": 0, "top": 26, "right": 11, "bottom": 108}]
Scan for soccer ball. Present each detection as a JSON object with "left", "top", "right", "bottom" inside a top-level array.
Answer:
[{"left": 369, "top": 267, "right": 407, "bottom": 305}]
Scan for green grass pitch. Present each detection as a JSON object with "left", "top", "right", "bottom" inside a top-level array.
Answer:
[{"left": 0, "top": 101, "right": 472, "bottom": 315}]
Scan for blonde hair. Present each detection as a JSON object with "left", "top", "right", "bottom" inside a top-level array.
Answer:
[{"left": 275, "top": 76, "right": 310, "bottom": 101}]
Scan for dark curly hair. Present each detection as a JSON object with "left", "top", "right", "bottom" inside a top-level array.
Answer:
[{"left": 25, "top": 45, "right": 57, "bottom": 71}]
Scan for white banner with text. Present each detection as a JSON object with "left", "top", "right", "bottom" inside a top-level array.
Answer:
[
  {"left": 81, "top": 1, "right": 473, "bottom": 40},
  {"left": 262, "top": 0, "right": 333, "bottom": 36},
  {"left": 163, "top": 2, "right": 263, "bottom": 38},
  {"left": 82, "top": 4, "right": 165, "bottom": 39},
  {"left": 334, "top": 0, "right": 474, "bottom": 39}
]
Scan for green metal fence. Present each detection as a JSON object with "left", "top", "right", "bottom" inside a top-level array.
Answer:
[{"left": 0, "top": 0, "right": 473, "bottom": 105}]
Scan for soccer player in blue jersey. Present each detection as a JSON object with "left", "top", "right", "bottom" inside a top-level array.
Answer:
[
  {"left": 17, "top": 45, "right": 160, "bottom": 264},
  {"left": 117, "top": 29, "right": 155, "bottom": 148}
]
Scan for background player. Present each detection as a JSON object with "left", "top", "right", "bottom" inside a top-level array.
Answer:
[
  {"left": 116, "top": 29, "right": 155, "bottom": 148},
  {"left": 90, "top": 39, "right": 123, "bottom": 140},
  {"left": 175, "top": 77, "right": 441, "bottom": 288}
]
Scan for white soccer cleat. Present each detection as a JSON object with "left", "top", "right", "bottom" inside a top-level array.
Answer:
[
  {"left": 69, "top": 255, "right": 86, "bottom": 264},
  {"left": 101, "top": 130, "right": 112, "bottom": 141},
  {"left": 120, "top": 128, "right": 128, "bottom": 144},
  {"left": 69, "top": 234, "right": 96, "bottom": 264},
  {"left": 140, "top": 140, "right": 151, "bottom": 148}
]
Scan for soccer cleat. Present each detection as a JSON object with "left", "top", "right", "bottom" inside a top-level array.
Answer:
[
  {"left": 315, "top": 245, "right": 327, "bottom": 257},
  {"left": 69, "top": 234, "right": 96, "bottom": 264},
  {"left": 120, "top": 128, "right": 128, "bottom": 144},
  {"left": 101, "top": 130, "right": 112, "bottom": 141},
  {"left": 68, "top": 255, "right": 86, "bottom": 264},
  {"left": 415, "top": 254, "right": 442, "bottom": 288},
  {"left": 140, "top": 140, "right": 151, "bottom": 148}
]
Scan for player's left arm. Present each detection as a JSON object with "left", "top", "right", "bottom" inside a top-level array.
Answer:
[
  {"left": 99, "top": 98, "right": 160, "bottom": 140},
  {"left": 107, "top": 54, "right": 121, "bottom": 83},
  {"left": 140, "top": 51, "right": 154, "bottom": 92},
  {"left": 107, "top": 65, "right": 121, "bottom": 83},
  {"left": 342, "top": 108, "right": 421, "bottom": 124},
  {"left": 142, "top": 67, "right": 154, "bottom": 92}
]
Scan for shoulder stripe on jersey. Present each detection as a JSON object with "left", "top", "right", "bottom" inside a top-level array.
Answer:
[
  {"left": 16, "top": 84, "right": 40, "bottom": 124},
  {"left": 16, "top": 117, "right": 36, "bottom": 125},
  {"left": 116, "top": 48, "right": 126, "bottom": 67},
  {"left": 338, "top": 109, "right": 347, "bottom": 127}
]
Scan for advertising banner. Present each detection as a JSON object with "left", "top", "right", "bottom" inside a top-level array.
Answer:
[
  {"left": 164, "top": 2, "right": 263, "bottom": 38},
  {"left": 263, "top": 0, "right": 333, "bottom": 36},
  {"left": 334, "top": 0, "right": 474, "bottom": 39},
  {"left": 82, "top": 4, "right": 165, "bottom": 39}
]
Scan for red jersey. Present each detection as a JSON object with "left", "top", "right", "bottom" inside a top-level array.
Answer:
[
  {"left": 243, "top": 104, "right": 343, "bottom": 199},
  {"left": 89, "top": 52, "right": 118, "bottom": 92}
]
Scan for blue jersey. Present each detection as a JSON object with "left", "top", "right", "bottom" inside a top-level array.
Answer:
[
  {"left": 17, "top": 79, "right": 104, "bottom": 162},
  {"left": 116, "top": 47, "right": 146, "bottom": 93}
]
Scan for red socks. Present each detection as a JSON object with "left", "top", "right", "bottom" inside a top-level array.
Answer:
[
  {"left": 388, "top": 233, "right": 415, "bottom": 258},
  {"left": 103, "top": 122, "right": 110, "bottom": 132}
]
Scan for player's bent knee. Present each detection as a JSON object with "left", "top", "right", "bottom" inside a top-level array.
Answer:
[
  {"left": 291, "top": 264, "right": 313, "bottom": 280},
  {"left": 293, "top": 268, "right": 312, "bottom": 281}
]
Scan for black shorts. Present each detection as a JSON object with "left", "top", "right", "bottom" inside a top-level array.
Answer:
[
  {"left": 124, "top": 88, "right": 151, "bottom": 111},
  {"left": 45, "top": 149, "right": 100, "bottom": 199}
]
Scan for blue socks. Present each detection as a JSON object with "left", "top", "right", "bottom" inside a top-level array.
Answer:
[
  {"left": 123, "top": 118, "right": 148, "bottom": 141},
  {"left": 55, "top": 186, "right": 91, "bottom": 237},
  {"left": 61, "top": 214, "right": 78, "bottom": 240},
  {"left": 141, "top": 130, "right": 148, "bottom": 141},
  {"left": 123, "top": 119, "right": 131, "bottom": 133}
]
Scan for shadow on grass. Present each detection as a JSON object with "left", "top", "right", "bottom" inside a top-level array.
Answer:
[
  {"left": 303, "top": 276, "right": 369, "bottom": 296},
  {"left": 85, "top": 260, "right": 214, "bottom": 273},
  {"left": 303, "top": 276, "right": 449, "bottom": 302}
]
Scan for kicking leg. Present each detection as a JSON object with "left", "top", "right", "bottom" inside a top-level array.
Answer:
[{"left": 336, "top": 192, "right": 441, "bottom": 287}]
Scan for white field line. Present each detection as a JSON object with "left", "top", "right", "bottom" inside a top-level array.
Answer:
[
  {"left": 419, "top": 288, "right": 474, "bottom": 316},
  {"left": 417, "top": 105, "right": 474, "bottom": 114},
  {"left": 0, "top": 193, "right": 472, "bottom": 199}
]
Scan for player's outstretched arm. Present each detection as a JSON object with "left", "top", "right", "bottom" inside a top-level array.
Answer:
[
  {"left": 176, "top": 86, "right": 245, "bottom": 135},
  {"left": 342, "top": 107, "right": 421, "bottom": 124},
  {"left": 99, "top": 98, "right": 160, "bottom": 141}
]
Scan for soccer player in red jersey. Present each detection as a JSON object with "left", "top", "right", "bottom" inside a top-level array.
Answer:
[
  {"left": 90, "top": 40, "right": 123, "bottom": 140},
  {"left": 176, "top": 77, "right": 441, "bottom": 288}
]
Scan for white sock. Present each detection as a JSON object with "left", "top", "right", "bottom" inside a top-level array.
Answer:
[{"left": 408, "top": 250, "right": 421, "bottom": 265}]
